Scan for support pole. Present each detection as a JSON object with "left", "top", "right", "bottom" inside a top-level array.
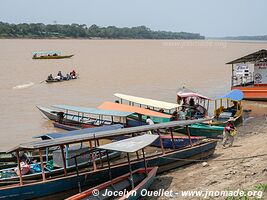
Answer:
[
  {"left": 170, "top": 128, "right": 176, "bottom": 149},
  {"left": 45, "top": 147, "right": 49, "bottom": 162},
  {"left": 65, "top": 144, "right": 69, "bottom": 168},
  {"left": 96, "top": 139, "right": 103, "bottom": 167},
  {"left": 157, "top": 129, "right": 165, "bottom": 154},
  {"left": 39, "top": 148, "right": 46, "bottom": 181},
  {"left": 127, "top": 153, "right": 134, "bottom": 190},
  {"left": 89, "top": 140, "right": 97, "bottom": 171},
  {"left": 136, "top": 151, "right": 140, "bottom": 159},
  {"left": 16, "top": 150, "right": 23, "bottom": 185},
  {"left": 60, "top": 145, "right": 67, "bottom": 176},
  {"left": 74, "top": 157, "right": 81, "bottom": 193},
  {"left": 186, "top": 125, "right": 193, "bottom": 146},
  {"left": 142, "top": 148, "right": 147, "bottom": 175},
  {"left": 106, "top": 150, "right": 112, "bottom": 181}
]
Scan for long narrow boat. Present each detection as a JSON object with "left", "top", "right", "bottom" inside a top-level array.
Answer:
[
  {"left": 0, "top": 119, "right": 217, "bottom": 200},
  {"left": 32, "top": 51, "right": 74, "bottom": 59},
  {"left": 46, "top": 75, "right": 78, "bottom": 83},
  {"left": 36, "top": 105, "right": 133, "bottom": 130},
  {"left": 67, "top": 135, "right": 158, "bottom": 200},
  {"left": 67, "top": 167, "right": 157, "bottom": 200},
  {"left": 112, "top": 93, "right": 224, "bottom": 137}
]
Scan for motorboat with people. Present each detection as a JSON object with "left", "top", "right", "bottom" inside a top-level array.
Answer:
[
  {"left": 32, "top": 51, "right": 74, "bottom": 59},
  {"left": 46, "top": 70, "right": 78, "bottom": 83}
]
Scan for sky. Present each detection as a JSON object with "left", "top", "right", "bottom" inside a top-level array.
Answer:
[{"left": 0, "top": 0, "right": 266, "bottom": 37}]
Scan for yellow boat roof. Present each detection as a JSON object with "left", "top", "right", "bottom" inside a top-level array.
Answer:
[{"left": 114, "top": 93, "right": 180, "bottom": 110}]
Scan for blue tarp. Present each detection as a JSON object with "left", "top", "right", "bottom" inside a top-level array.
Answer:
[
  {"left": 53, "top": 104, "right": 134, "bottom": 117},
  {"left": 217, "top": 90, "right": 244, "bottom": 101},
  {"left": 33, "top": 124, "right": 123, "bottom": 140}
]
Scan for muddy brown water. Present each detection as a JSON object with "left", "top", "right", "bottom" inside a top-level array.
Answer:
[{"left": 0, "top": 39, "right": 266, "bottom": 151}]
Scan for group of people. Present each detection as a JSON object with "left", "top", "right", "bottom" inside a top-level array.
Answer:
[{"left": 47, "top": 70, "right": 77, "bottom": 81}]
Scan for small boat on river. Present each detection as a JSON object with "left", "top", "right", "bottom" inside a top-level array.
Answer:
[{"left": 32, "top": 51, "right": 74, "bottom": 59}]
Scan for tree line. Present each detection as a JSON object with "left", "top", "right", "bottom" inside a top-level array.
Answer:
[{"left": 0, "top": 22, "right": 204, "bottom": 39}]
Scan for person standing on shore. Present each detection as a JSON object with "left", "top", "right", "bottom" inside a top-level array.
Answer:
[{"left": 222, "top": 117, "right": 237, "bottom": 148}]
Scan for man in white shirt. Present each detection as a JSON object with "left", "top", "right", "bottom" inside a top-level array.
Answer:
[{"left": 146, "top": 116, "right": 154, "bottom": 125}]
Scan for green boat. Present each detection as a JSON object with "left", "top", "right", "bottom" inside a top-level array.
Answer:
[{"left": 175, "top": 123, "right": 224, "bottom": 138}]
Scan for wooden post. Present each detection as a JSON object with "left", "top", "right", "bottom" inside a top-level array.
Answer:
[
  {"left": 127, "top": 153, "right": 134, "bottom": 190},
  {"left": 157, "top": 129, "right": 165, "bottom": 154},
  {"left": 89, "top": 140, "right": 97, "bottom": 171},
  {"left": 136, "top": 151, "right": 140, "bottom": 159},
  {"left": 39, "top": 148, "right": 46, "bottom": 181},
  {"left": 207, "top": 100, "right": 210, "bottom": 113},
  {"left": 60, "top": 145, "right": 67, "bottom": 176},
  {"left": 106, "top": 150, "right": 112, "bottom": 181},
  {"left": 142, "top": 148, "right": 147, "bottom": 175},
  {"left": 231, "top": 64, "right": 234, "bottom": 87},
  {"left": 186, "top": 125, "right": 193, "bottom": 146},
  {"left": 16, "top": 150, "right": 23, "bottom": 185},
  {"left": 96, "top": 139, "right": 103, "bottom": 167},
  {"left": 170, "top": 128, "right": 175, "bottom": 149}
]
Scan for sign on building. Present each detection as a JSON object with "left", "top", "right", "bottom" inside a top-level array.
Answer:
[{"left": 254, "top": 62, "right": 267, "bottom": 84}]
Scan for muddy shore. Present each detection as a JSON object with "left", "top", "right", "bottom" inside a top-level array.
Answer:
[{"left": 143, "top": 116, "right": 267, "bottom": 200}]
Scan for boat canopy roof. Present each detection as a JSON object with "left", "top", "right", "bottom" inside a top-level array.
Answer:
[
  {"left": 7, "top": 118, "right": 210, "bottom": 152},
  {"left": 226, "top": 49, "right": 267, "bottom": 64},
  {"left": 33, "top": 124, "right": 123, "bottom": 140},
  {"left": 98, "top": 102, "right": 171, "bottom": 119},
  {"left": 98, "top": 134, "right": 158, "bottom": 153},
  {"left": 114, "top": 93, "right": 180, "bottom": 110},
  {"left": 32, "top": 51, "right": 61, "bottom": 55},
  {"left": 52, "top": 104, "right": 133, "bottom": 117},
  {"left": 177, "top": 87, "right": 211, "bottom": 100},
  {"left": 216, "top": 90, "right": 244, "bottom": 101}
]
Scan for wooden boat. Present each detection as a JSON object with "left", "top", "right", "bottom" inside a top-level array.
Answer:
[
  {"left": 113, "top": 93, "right": 224, "bottom": 137},
  {"left": 210, "top": 90, "right": 244, "bottom": 126},
  {"left": 36, "top": 105, "right": 133, "bottom": 130},
  {"left": 46, "top": 75, "right": 78, "bottom": 83},
  {"left": 176, "top": 123, "right": 224, "bottom": 138},
  {"left": 67, "top": 136, "right": 158, "bottom": 200},
  {"left": 66, "top": 167, "right": 157, "bottom": 200},
  {"left": 151, "top": 135, "right": 203, "bottom": 149},
  {"left": 32, "top": 51, "right": 74, "bottom": 59},
  {"left": 0, "top": 119, "right": 217, "bottom": 200},
  {"left": 0, "top": 150, "right": 120, "bottom": 185},
  {"left": 227, "top": 49, "right": 267, "bottom": 101}
]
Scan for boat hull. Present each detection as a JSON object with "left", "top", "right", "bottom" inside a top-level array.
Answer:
[
  {"left": 176, "top": 124, "right": 224, "bottom": 137},
  {"left": 232, "top": 86, "right": 267, "bottom": 101},
  {"left": 33, "top": 55, "right": 74, "bottom": 59},
  {"left": 0, "top": 141, "right": 217, "bottom": 200},
  {"left": 151, "top": 135, "right": 202, "bottom": 149}
]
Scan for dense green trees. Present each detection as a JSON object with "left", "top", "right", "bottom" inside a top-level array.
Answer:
[{"left": 0, "top": 22, "right": 204, "bottom": 39}]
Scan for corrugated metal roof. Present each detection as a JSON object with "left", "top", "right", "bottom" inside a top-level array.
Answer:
[
  {"left": 98, "top": 102, "right": 171, "bottom": 119},
  {"left": 7, "top": 118, "right": 210, "bottom": 152},
  {"left": 114, "top": 93, "right": 180, "bottom": 110},
  {"left": 226, "top": 49, "right": 267, "bottom": 64},
  {"left": 52, "top": 104, "right": 133, "bottom": 117},
  {"left": 98, "top": 134, "right": 158, "bottom": 153},
  {"left": 33, "top": 124, "right": 123, "bottom": 140}
]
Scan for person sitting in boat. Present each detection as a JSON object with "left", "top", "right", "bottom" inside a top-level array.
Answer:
[
  {"left": 53, "top": 53, "right": 58, "bottom": 56},
  {"left": 47, "top": 74, "right": 54, "bottom": 81},
  {"left": 70, "top": 69, "right": 76, "bottom": 78},
  {"left": 65, "top": 73, "right": 72, "bottom": 80},
  {"left": 170, "top": 111, "right": 179, "bottom": 121},
  {"left": 57, "top": 71, "right": 63, "bottom": 80},
  {"left": 146, "top": 116, "right": 154, "bottom": 134}
]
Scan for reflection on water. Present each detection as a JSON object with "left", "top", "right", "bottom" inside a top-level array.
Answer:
[{"left": 0, "top": 39, "right": 266, "bottom": 150}]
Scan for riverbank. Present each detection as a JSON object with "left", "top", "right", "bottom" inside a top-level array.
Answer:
[{"left": 145, "top": 116, "right": 267, "bottom": 200}]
